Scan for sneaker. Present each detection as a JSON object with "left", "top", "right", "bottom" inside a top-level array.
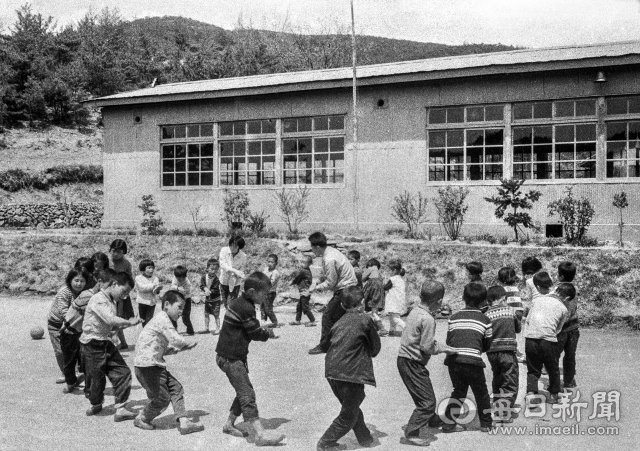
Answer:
[
  {"left": 86, "top": 404, "right": 103, "bottom": 416},
  {"left": 305, "top": 322, "right": 317, "bottom": 327},
  {"left": 63, "top": 384, "right": 76, "bottom": 394},
  {"left": 442, "top": 424, "right": 466, "bottom": 433},
  {"left": 378, "top": 330, "right": 389, "bottom": 337},
  {"left": 428, "top": 416, "right": 445, "bottom": 428},
  {"left": 118, "top": 344, "right": 129, "bottom": 351},
  {"left": 114, "top": 407, "right": 138, "bottom": 422},
  {"left": 56, "top": 376, "right": 66, "bottom": 384},
  {"left": 308, "top": 345, "right": 325, "bottom": 355},
  {"left": 178, "top": 419, "right": 204, "bottom": 435},
  {"left": 255, "top": 431, "right": 285, "bottom": 446},
  {"left": 316, "top": 441, "right": 347, "bottom": 451},
  {"left": 210, "top": 329, "right": 220, "bottom": 335},
  {"left": 563, "top": 379, "right": 577, "bottom": 389},
  {"left": 517, "top": 356, "right": 526, "bottom": 364},
  {"left": 400, "top": 436, "right": 430, "bottom": 447},
  {"left": 134, "top": 416, "right": 155, "bottom": 431},
  {"left": 289, "top": 321, "right": 302, "bottom": 326},
  {"left": 548, "top": 394, "right": 561, "bottom": 405},
  {"left": 223, "top": 425, "right": 248, "bottom": 437}
]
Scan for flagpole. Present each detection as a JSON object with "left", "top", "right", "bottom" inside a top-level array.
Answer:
[{"left": 350, "top": 0, "right": 359, "bottom": 231}]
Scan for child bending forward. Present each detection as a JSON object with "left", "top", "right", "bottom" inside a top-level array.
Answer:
[{"left": 133, "top": 290, "right": 204, "bottom": 435}]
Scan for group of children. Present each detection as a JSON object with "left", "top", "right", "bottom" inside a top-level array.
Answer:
[{"left": 46, "top": 232, "right": 580, "bottom": 448}]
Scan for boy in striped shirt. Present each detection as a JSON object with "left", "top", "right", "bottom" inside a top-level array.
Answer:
[{"left": 442, "top": 283, "right": 493, "bottom": 433}]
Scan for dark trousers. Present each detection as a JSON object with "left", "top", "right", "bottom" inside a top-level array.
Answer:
[
  {"left": 319, "top": 290, "right": 346, "bottom": 352},
  {"left": 220, "top": 285, "right": 240, "bottom": 308},
  {"left": 48, "top": 321, "right": 65, "bottom": 373},
  {"left": 179, "top": 298, "right": 194, "bottom": 335},
  {"left": 444, "top": 362, "right": 492, "bottom": 428},
  {"left": 397, "top": 357, "right": 437, "bottom": 437},
  {"left": 138, "top": 304, "right": 156, "bottom": 327},
  {"left": 260, "top": 292, "right": 278, "bottom": 324},
  {"left": 556, "top": 329, "right": 580, "bottom": 383},
  {"left": 216, "top": 354, "right": 259, "bottom": 421},
  {"left": 525, "top": 338, "right": 561, "bottom": 395},
  {"left": 487, "top": 351, "right": 519, "bottom": 408},
  {"left": 296, "top": 295, "right": 315, "bottom": 322},
  {"left": 319, "top": 379, "right": 372, "bottom": 446},
  {"left": 81, "top": 339, "right": 132, "bottom": 407},
  {"left": 60, "top": 331, "right": 82, "bottom": 386},
  {"left": 135, "top": 366, "right": 187, "bottom": 422}
]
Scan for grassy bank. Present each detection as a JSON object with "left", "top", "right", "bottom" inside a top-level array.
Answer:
[{"left": 0, "top": 233, "right": 638, "bottom": 330}]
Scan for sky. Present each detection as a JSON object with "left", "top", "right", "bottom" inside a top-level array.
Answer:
[{"left": 1, "top": 0, "right": 640, "bottom": 48}]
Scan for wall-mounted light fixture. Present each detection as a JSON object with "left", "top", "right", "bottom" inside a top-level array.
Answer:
[{"left": 595, "top": 71, "right": 607, "bottom": 83}]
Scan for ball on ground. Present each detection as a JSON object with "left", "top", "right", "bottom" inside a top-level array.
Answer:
[{"left": 30, "top": 326, "right": 45, "bottom": 340}]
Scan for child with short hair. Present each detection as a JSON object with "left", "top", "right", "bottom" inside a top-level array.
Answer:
[
  {"left": 289, "top": 255, "right": 317, "bottom": 327},
  {"left": 521, "top": 256, "right": 544, "bottom": 312},
  {"left": 485, "top": 285, "right": 521, "bottom": 419},
  {"left": 133, "top": 290, "right": 204, "bottom": 435},
  {"left": 75, "top": 257, "right": 97, "bottom": 290},
  {"left": 215, "top": 272, "right": 285, "bottom": 446},
  {"left": 442, "top": 283, "right": 493, "bottom": 433},
  {"left": 524, "top": 273, "right": 569, "bottom": 404},
  {"left": 261, "top": 254, "right": 281, "bottom": 327},
  {"left": 318, "top": 286, "right": 380, "bottom": 450},
  {"left": 80, "top": 271, "right": 142, "bottom": 419},
  {"left": 398, "top": 280, "right": 457, "bottom": 446},
  {"left": 135, "top": 259, "right": 162, "bottom": 327},
  {"left": 498, "top": 267, "right": 524, "bottom": 320},
  {"left": 171, "top": 265, "right": 195, "bottom": 335},
  {"left": 466, "top": 261, "right": 484, "bottom": 283},
  {"left": 384, "top": 259, "right": 407, "bottom": 336},
  {"left": 348, "top": 249, "right": 363, "bottom": 288},
  {"left": 200, "top": 258, "right": 222, "bottom": 335},
  {"left": 556, "top": 261, "right": 579, "bottom": 388},
  {"left": 362, "top": 258, "right": 387, "bottom": 336},
  {"left": 109, "top": 239, "right": 135, "bottom": 350}
]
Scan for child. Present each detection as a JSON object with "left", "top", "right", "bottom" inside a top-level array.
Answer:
[
  {"left": 442, "top": 283, "right": 493, "bottom": 433},
  {"left": 362, "top": 258, "right": 387, "bottom": 336},
  {"left": 261, "top": 254, "right": 281, "bottom": 327},
  {"left": 92, "top": 252, "right": 110, "bottom": 274},
  {"left": 556, "top": 261, "right": 579, "bottom": 388},
  {"left": 398, "top": 280, "right": 457, "bottom": 446},
  {"left": 171, "top": 265, "right": 195, "bottom": 335},
  {"left": 289, "top": 255, "right": 317, "bottom": 327},
  {"left": 110, "top": 239, "right": 135, "bottom": 350},
  {"left": 219, "top": 235, "right": 247, "bottom": 307},
  {"left": 48, "top": 268, "right": 88, "bottom": 384},
  {"left": 215, "top": 272, "right": 285, "bottom": 446},
  {"left": 466, "top": 261, "right": 484, "bottom": 283},
  {"left": 348, "top": 249, "right": 363, "bottom": 288},
  {"left": 200, "top": 258, "right": 222, "bottom": 334},
  {"left": 484, "top": 285, "right": 521, "bottom": 419},
  {"left": 80, "top": 271, "right": 142, "bottom": 419},
  {"left": 384, "top": 259, "right": 407, "bottom": 337},
  {"left": 75, "top": 257, "right": 97, "bottom": 290},
  {"left": 135, "top": 259, "right": 162, "bottom": 327},
  {"left": 523, "top": 273, "right": 569, "bottom": 404},
  {"left": 133, "top": 290, "right": 204, "bottom": 435},
  {"left": 60, "top": 269, "right": 114, "bottom": 395},
  {"left": 498, "top": 267, "right": 524, "bottom": 320},
  {"left": 318, "top": 286, "right": 380, "bottom": 450},
  {"left": 520, "top": 256, "right": 544, "bottom": 313}
]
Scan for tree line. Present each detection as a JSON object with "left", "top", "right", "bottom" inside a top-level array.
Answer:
[{"left": 0, "top": 4, "right": 516, "bottom": 128}]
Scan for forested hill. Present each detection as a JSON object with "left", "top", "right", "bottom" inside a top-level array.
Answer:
[{"left": 0, "top": 6, "right": 518, "bottom": 128}]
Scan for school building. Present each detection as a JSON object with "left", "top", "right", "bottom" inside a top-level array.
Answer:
[{"left": 90, "top": 40, "right": 640, "bottom": 239}]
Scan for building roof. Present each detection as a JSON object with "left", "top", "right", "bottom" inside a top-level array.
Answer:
[{"left": 89, "top": 40, "right": 640, "bottom": 107}]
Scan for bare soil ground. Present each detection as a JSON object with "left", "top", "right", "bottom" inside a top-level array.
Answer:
[{"left": 1, "top": 297, "right": 638, "bottom": 451}]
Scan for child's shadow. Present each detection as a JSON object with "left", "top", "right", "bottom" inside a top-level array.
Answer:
[
  {"left": 103, "top": 385, "right": 142, "bottom": 397},
  {"left": 335, "top": 423, "right": 388, "bottom": 449},
  {"left": 153, "top": 410, "right": 210, "bottom": 430},
  {"left": 236, "top": 417, "right": 290, "bottom": 446}
]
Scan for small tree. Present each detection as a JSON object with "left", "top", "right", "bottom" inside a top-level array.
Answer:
[
  {"left": 391, "top": 191, "right": 428, "bottom": 238},
  {"left": 187, "top": 204, "right": 207, "bottom": 236},
  {"left": 138, "top": 194, "right": 164, "bottom": 234},
  {"left": 221, "top": 189, "right": 250, "bottom": 230},
  {"left": 247, "top": 210, "right": 270, "bottom": 233},
  {"left": 433, "top": 186, "right": 469, "bottom": 241},
  {"left": 274, "top": 186, "right": 311, "bottom": 234},
  {"left": 613, "top": 191, "right": 629, "bottom": 247},
  {"left": 548, "top": 187, "right": 595, "bottom": 244},
  {"left": 484, "top": 178, "right": 542, "bottom": 240}
]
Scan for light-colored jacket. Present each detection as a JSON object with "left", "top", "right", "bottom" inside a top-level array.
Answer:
[
  {"left": 80, "top": 290, "right": 131, "bottom": 344},
  {"left": 134, "top": 311, "right": 189, "bottom": 368},
  {"left": 315, "top": 247, "right": 357, "bottom": 292},
  {"left": 219, "top": 247, "right": 247, "bottom": 289},
  {"left": 385, "top": 275, "right": 406, "bottom": 314},
  {"left": 135, "top": 274, "right": 159, "bottom": 306}
]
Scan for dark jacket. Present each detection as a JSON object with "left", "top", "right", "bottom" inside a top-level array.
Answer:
[
  {"left": 215, "top": 295, "right": 271, "bottom": 361},
  {"left": 325, "top": 311, "right": 381, "bottom": 386},
  {"left": 485, "top": 305, "right": 521, "bottom": 353},
  {"left": 290, "top": 268, "right": 313, "bottom": 292},
  {"left": 444, "top": 307, "right": 493, "bottom": 368},
  {"left": 200, "top": 273, "right": 221, "bottom": 301}
]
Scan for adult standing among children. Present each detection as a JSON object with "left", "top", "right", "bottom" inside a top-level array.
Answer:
[
  {"left": 219, "top": 235, "right": 247, "bottom": 308},
  {"left": 307, "top": 232, "right": 358, "bottom": 355}
]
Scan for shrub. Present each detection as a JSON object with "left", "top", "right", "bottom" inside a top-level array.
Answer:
[
  {"left": 573, "top": 236, "right": 599, "bottom": 247},
  {"left": 548, "top": 187, "right": 595, "bottom": 244},
  {"left": 0, "top": 164, "right": 103, "bottom": 192},
  {"left": 0, "top": 168, "right": 34, "bottom": 191},
  {"left": 433, "top": 186, "right": 469, "bottom": 240},
  {"left": 391, "top": 191, "right": 428, "bottom": 239},
  {"left": 476, "top": 233, "right": 497, "bottom": 244},
  {"left": 484, "top": 178, "right": 542, "bottom": 240},
  {"left": 247, "top": 210, "right": 270, "bottom": 233},
  {"left": 274, "top": 186, "right": 311, "bottom": 234},
  {"left": 138, "top": 194, "right": 164, "bottom": 235},
  {"left": 613, "top": 191, "right": 628, "bottom": 247},
  {"left": 498, "top": 236, "right": 509, "bottom": 245},
  {"left": 199, "top": 227, "right": 222, "bottom": 237},
  {"left": 542, "top": 237, "right": 562, "bottom": 248},
  {"left": 221, "top": 189, "right": 250, "bottom": 230}
]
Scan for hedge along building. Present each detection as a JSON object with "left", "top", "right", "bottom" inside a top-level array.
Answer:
[{"left": 90, "top": 40, "right": 640, "bottom": 239}]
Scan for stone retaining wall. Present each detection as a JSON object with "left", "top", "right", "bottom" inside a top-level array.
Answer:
[{"left": 0, "top": 203, "right": 103, "bottom": 228}]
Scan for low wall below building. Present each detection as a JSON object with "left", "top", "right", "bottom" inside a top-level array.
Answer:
[{"left": 0, "top": 203, "right": 103, "bottom": 228}]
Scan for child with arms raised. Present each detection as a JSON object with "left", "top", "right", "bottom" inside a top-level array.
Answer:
[{"left": 133, "top": 290, "right": 204, "bottom": 435}]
